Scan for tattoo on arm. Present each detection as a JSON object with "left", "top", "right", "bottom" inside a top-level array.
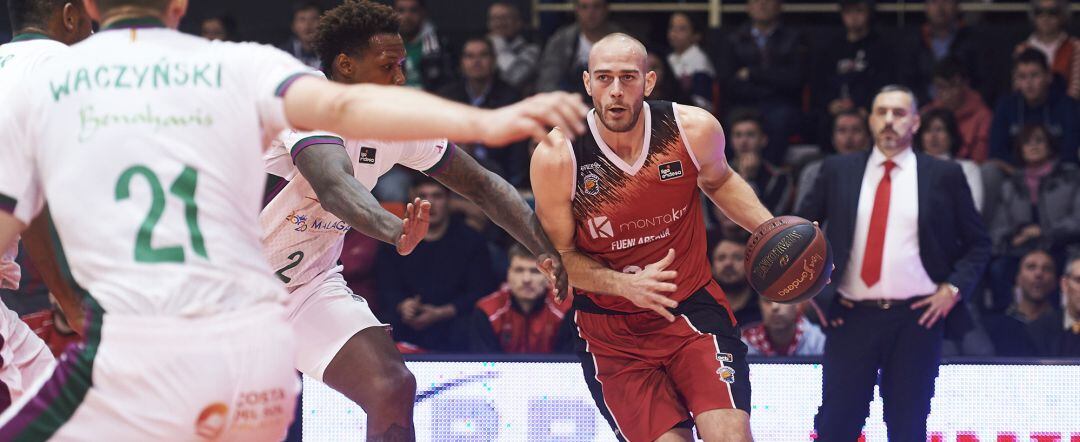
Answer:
[{"left": 295, "top": 143, "right": 402, "bottom": 246}]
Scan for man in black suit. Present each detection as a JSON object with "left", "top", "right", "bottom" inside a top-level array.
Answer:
[{"left": 797, "top": 85, "right": 990, "bottom": 441}]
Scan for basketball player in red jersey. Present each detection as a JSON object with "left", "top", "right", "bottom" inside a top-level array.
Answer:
[{"left": 532, "top": 34, "right": 774, "bottom": 442}]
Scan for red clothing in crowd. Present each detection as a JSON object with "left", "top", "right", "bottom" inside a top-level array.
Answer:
[
  {"left": 922, "top": 88, "right": 993, "bottom": 163},
  {"left": 471, "top": 285, "right": 571, "bottom": 353},
  {"left": 20, "top": 310, "right": 81, "bottom": 358}
]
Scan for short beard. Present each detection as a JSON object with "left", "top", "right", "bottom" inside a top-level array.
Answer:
[
  {"left": 598, "top": 104, "right": 643, "bottom": 133},
  {"left": 718, "top": 278, "right": 748, "bottom": 295}
]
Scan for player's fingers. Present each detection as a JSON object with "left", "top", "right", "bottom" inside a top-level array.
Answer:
[
  {"left": 910, "top": 298, "right": 931, "bottom": 310},
  {"left": 652, "top": 294, "right": 678, "bottom": 309},
  {"left": 652, "top": 304, "right": 676, "bottom": 322},
  {"left": 651, "top": 282, "right": 678, "bottom": 293},
  {"left": 654, "top": 270, "right": 678, "bottom": 282},
  {"left": 917, "top": 308, "right": 934, "bottom": 327},
  {"left": 648, "top": 249, "right": 676, "bottom": 271},
  {"left": 554, "top": 97, "right": 586, "bottom": 135}
]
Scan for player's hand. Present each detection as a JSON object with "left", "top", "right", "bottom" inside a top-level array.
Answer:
[
  {"left": 482, "top": 92, "right": 588, "bottom": 147},
  {"left": 623, "top": 249, "right": 680, "bottom": 322},
  {"left": 911, "top": 285, "right": 959, "bottom": 329},
  {"left": 537, "top": 253, "right": 569, "bottom": 303},
  {"left": 396, "top": 198, "right": 430, "bottom": 256}
]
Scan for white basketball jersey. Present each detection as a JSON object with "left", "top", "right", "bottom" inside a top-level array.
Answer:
[
  {"left": 260, "top": 130, "right": 450, "bottom": 290},
  {"left": 0, "top": 23, "right": 316, "bottom": 316}
]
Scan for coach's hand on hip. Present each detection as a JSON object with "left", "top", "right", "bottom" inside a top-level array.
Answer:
[{"left": 911, "top": 283, "right": 960, "bottom": 328}]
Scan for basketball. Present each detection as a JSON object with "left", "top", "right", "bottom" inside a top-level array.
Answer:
[{"left": 744, "top": 216, "right": 832, "bottom": 304}]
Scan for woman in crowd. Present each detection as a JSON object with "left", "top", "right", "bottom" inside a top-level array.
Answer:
[{"left": 916, "top": 108, "right": 985, "bottom": 212}]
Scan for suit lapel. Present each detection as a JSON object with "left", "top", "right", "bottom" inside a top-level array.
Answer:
[
  {"left": 915, "top": 152, "right": 930, "bottom": 235},
  {"left": 845, "top": 151, "right": 871, "bottom": 234}
]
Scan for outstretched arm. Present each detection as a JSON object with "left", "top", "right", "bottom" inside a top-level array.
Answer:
[
  {"left": 531, "top": 129, "right": 679, "bottom": 320},
  {"left": 283, "top": 78, "right": 587, "bottom": 147},
  {"left": 430, "top": 145, "right": 567, "bottom": 298},
  {"left": 679, "top": 105, "right": 773, "bottom": 231},
  {"left": 295, "top": 143, "right": 428, "bottom": 255}
]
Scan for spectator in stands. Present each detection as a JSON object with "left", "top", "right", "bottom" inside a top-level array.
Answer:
[
  {"left": 376, "top": 177, "right": 498, "bottom": 351},
  {"left": 983, "top": 249, "right": 1061, "bottom": 356},
  {"left": 813, "top": 0, "right": 895, "bottom": 121},
  {"left": 728, "top": 110, "right": 793, "bottom": 215},
  {"left": 200, "top": 15, "right": 237, "bottom": 42},
  {"left": 900, "top": 0, "right": 981, "bottom": 103},
  {"left": 438, "top": 37, "right": 528, "bottom": 186},
  {"left": 395, "top": 0, "right": 454, "bottom": 91},
  {"left": 742, "top": 298, "right": 826, "bottom": 356},
  {"left": 281, "top": 1, "right": 321, "bottom": 69},
  {"left": 916, "top": 108, "right": 985, "bottom": 212},
  {"left": 1052, "top": 256, "right": 1080, "bottom": 356},
  {"left": 711, "top": 238, "right": 761, "bottom": 326},
  {"left": 795, "top": 110, "right": 870, "bottom": 214},
  {"left": 921, "top": 58, "right": 993, "bottom": 163},
  {"left": 666, "top": 12, "right": 715, "bottom": 112},
  {"left": 988, "top": 49, "right": 1079, "bottom": 166},
  {"left": 645, "top": 52, "right": 690, "bottom": 104},
  {"left": 487, "top": 2, "right": 540, "bottom": 92},
  {"left": 20, "top": 294, "right": 80, "bottom": 358},
  {"left": 1014, "top": 0, "right": 1080, "bottom": 100},
  {"left": 470, "top": 244, "right": 571, "bottom": 353},
  {"left": 716, "top": 0, "right": 807, "bottom": 163},
  {"left": 537, "top": 0, "right": 620, "bottom": 96},
  {"left": 989, "top": 124, "right": 1080, "bottom": 260}
]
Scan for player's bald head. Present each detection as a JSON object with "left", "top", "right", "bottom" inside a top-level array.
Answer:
[{"left": 588, "top": 33, "right": 648, "bottom": 72}]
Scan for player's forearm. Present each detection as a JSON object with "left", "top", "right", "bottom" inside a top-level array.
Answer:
[
  {"left": 561, "top": 250, "right": 631, "bottom": 296},
  {"left": 707, "top": 172, "right": 774, "bottom": 232},
  {"left": 288, "top": 81, "right": 487, "bottom": 143},
  {"left": 318, "top": 179, "right": 402, "bottom": 246}
]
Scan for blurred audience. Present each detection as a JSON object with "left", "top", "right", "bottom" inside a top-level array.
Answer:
[
  {"left": 716, "top": 0, "right": 807, "bottom": 163},
  {"left": 646, "top": 52, "right": 690, "bottom": 104},
  {"left": 813, "top": 0, "right": 895, "bottom": 126},
  {"left": 487, "top": 2, "right": 540, "bottom": 92},
  {"left": 741, "top": 298, "right": 826, "bottom": 356},
  {"left": 1051, "top": 256, "right": 1080, "bottom": 356},
  {"left": 728, "top": 110, "right": 794, "bottom": 215},
  {"left": 795, "top": 110, "right": 871, "bottom": 213},
  {"left": 989, "top": 49, "right": 1079, "bottom": 166},
  {"left": 280, "top": 1, "right": 320, "bottom": 69},
  {"left": 395, "top": 0, "right": 454, "bottom": 91},
  {"left": 921, "top": 58, "right": 992, "bottom": 163},
  {"left": 470, "top": 244, "right": 571, "bottom": 353},
  {"left": 711, "top": 238, "right": 761, "bottom": 326},
  {"left": 537, "top": 0, "right": 619, "bottom": 95},
  {"left": 1014, "top": 0, "right": 1080, "bottom": 99},
  {"left": 666, "top": 12, "right": 715, "bottom": 112},
  {"left": 376, "top": 177, "right": 498, "bottom": 352},
  {"left": 916, "top": 108, "right": 985, "bottom": 212},
  {"left": 200, "top": 15, "right": 237, "bottom": 42},
  {"left": 438, "top": 37, "right": 528, "bottom": 186},
  {"left": 983, "top": 249, "right": 1061, "bottom": 356},
  {"left": 901, "top": 0, "right": 982, "bottom": 104}
]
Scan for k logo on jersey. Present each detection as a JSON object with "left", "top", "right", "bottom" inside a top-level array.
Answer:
[
  {"left": 659, "top": 161, "right": 683, "bottom": 181},
  {"left": 587, "top": 216, "right": 613, "bottom": 239},
  {"left": 359, "top": 147, "right": 377, "bottom": 164}
]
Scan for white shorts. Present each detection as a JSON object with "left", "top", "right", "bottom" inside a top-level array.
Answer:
[
  {"left": 0, "top": 303, "right": 298, "bottom": 442},
  {"left": 287, "top": 265, "right": 384, "bottom": 382},
  {"left": 0, "top": 300, "right": 55, "bottom": 410}
]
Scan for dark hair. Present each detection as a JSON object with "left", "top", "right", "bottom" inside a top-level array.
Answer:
[
  {"left": 507, "top": 243, "right": 534, "bottom": 262},
  {"left": 727, "top": 108, "right": 765, "bottom": 133},
  {"left": 394, "top": 0, "right": 426, "bottom": 9},
  {"left": 314, "top": 0, "right": 400, "bottom": 76},
  {"left": 1014, "top": 48, "right": 1050, "bottom": 72},
  {"left": 461, "top": 36, "right": 495, "bottom": 56},
  {"left": 95, "top": 0, "right": 169, "bottom": 12},
  {"left": 832, "top": 109, "right": 869, "bottom": 133},
  {"left": 1012, "top": 124, "right": 1058, "bottom": 161},
  {"left": 202, "top": 14, "right": 238, "bottom": 41},
  {"left": 669, "top": 12, "right": 706, "bottom": 35},
  {"left": 915, "top": 108, "right": 963, "bottom": 156},
  {"left": 292, "top": 0, "right": 321, "bottom": 16},
  {"left": 876, "top": 84, "right": 918, "bottom": 110},
  {"left": 932, "top": 56, "right": 969, "bottom": 81},
  {"left": 7, "top": 0, "right": 65, "bottom": 30}
]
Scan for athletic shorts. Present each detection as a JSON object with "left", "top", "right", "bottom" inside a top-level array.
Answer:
[
  {"left": 573, "top": 281, "right": 752, "bottom": 442},
  {"left": 0, "top": 301, "right": 55, "bottom": 412},
  {"left": 0, "top": 303, "right": 297, "bottom": 441},
  {"left": 286, "top": 265, "right": 385, "bottom": 382}
]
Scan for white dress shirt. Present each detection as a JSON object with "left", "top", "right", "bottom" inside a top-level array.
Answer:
[{"left": 838, "top": 147, "right": 938, "bottom": 300}]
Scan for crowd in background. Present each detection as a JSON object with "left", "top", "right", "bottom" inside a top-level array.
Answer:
[{"left": 3, "top": 0, "right": 1080, "bottom": 359}]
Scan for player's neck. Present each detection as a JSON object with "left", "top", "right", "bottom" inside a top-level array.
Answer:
[
  {"left": 13, "top": 26, "right": 54, "bottom": 41},
  {"left": 596, "top": 112, "right": 647, "bottom": 165},
  {"left": 100, "top": 8, "right": 168, "bottom": 30}
]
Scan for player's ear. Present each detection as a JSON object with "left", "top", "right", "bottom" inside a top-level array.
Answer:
[
  {"left": 644, "top": 70, "right": 657, "bottom": 98},
  {"left": 164, "top": 0, "right": 188, "bottom": 28},
  {"left": 62, "top": 3, "right": 78, "bottom": 31},
  {"left": 582, "top": 70, "right": 592, "bottom": 97},
  {"left": 335, "top": 53, "right": 354, "bottom": 78}
]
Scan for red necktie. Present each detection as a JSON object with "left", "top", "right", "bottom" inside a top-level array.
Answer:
[{"left": 861, "top": 160, "right": 896, "bottom": 287}]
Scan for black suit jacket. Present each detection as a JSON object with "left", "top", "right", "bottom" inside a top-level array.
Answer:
[{"left": 796, "top": 150, "right": 992, "bottom": 337}]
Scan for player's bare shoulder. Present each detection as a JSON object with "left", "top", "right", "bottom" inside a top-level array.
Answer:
[
  {"left": 674, "top": 103, "right": 725, "bottom": 154},
  {"left": 530, "top": 127, "right": 576, "bottom": 202}
]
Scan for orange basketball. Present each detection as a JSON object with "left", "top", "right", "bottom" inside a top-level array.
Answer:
[{"left": 744, "top": 216, "right": 832, "bottom": 304}]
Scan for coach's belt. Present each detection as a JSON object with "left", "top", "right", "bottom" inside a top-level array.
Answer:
[{"left": 838, "top": 295, "right": 929, "bottom": 310}]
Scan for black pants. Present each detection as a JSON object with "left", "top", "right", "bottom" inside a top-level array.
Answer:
[{"left": 814, "top": 297, "right": 944, "bottom": 442}]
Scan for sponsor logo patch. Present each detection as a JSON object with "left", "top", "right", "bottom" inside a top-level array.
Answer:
[
  {"left": 587, "top": 216, "right": 614, "bottom": 239},
  {"left": 195, "top": 402, "right": 229, "bottom": 439},
  {"left": 583, "top": 173, "right": 601, "bottom": 196},
  {"left": 716, "top": 352, "right": 734, "bottom": 363},
  {"left": 717, "top": 366, "right": 736, "bottom": 384},
  {"left": 359, "top": 147, "right": 377, "bottom": 164},
  {"left": 659, "top": 160, "right": 684, "bottom": 181}
]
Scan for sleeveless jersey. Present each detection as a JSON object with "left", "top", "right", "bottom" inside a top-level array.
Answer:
[
  {"left": 570, "top": 101, "right": 713, "bottom": 313},
  {"left": 260, "top": 130, "right": 450, "bottom": 290},
  {"left": 0, "top": 24, "right": 314, "bottom": 315}
]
